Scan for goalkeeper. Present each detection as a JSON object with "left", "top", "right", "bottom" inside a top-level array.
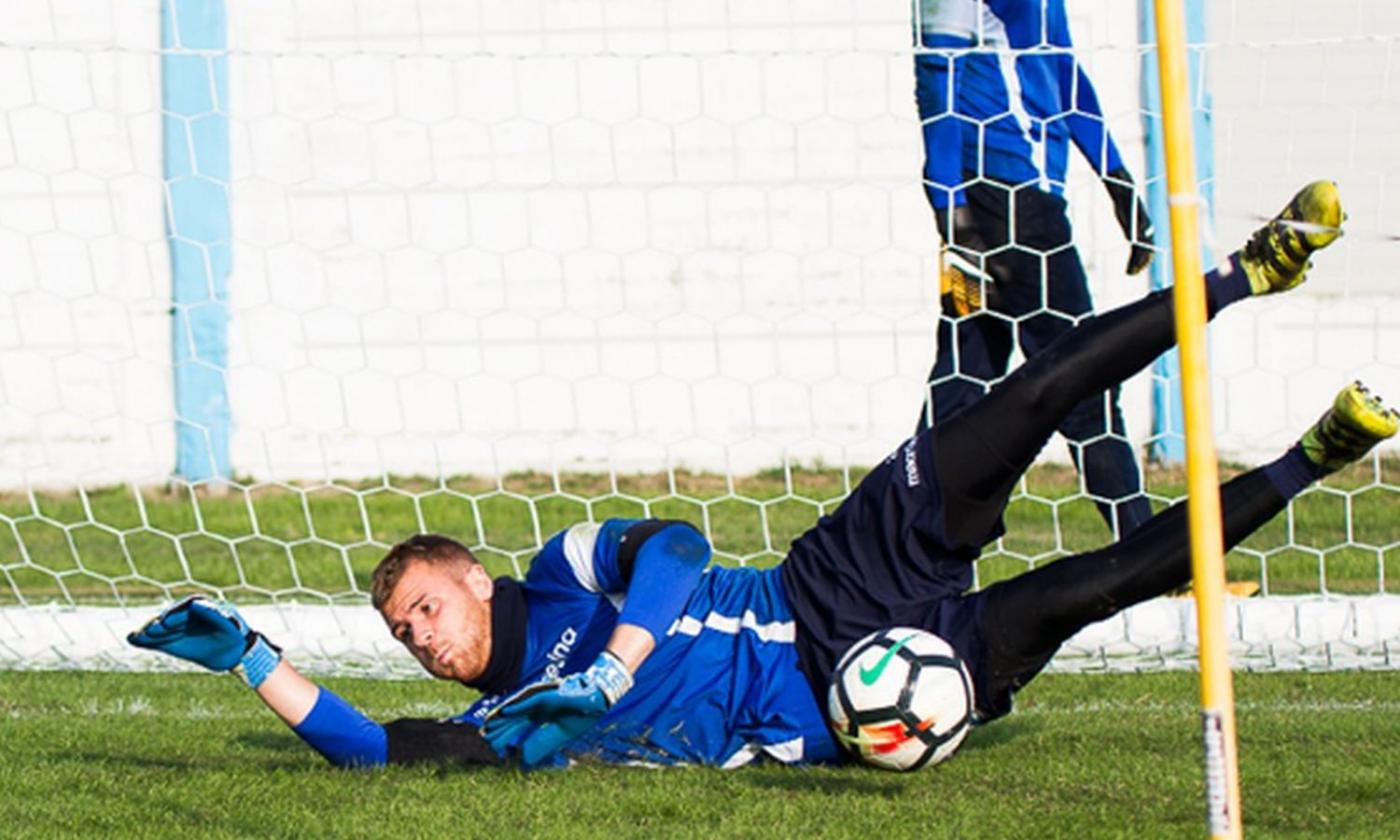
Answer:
[
  {"left": 131, "top": 183, "right": 1396, "bottom": 770},
  {"left": 915, "top": 0, "right": 1155, "bottom": 536}
]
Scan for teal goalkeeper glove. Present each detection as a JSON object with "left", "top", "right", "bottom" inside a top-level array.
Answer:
[
  {"left": 481, "top": 651, "right": 633, "bottom": 768},
  {"left": 127, "top": 596, "right": 282, "bottom": 689}
]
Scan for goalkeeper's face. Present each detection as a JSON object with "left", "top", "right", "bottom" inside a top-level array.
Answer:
[{"left": 379, "top": 560, "right": 494, "bottom": 683}]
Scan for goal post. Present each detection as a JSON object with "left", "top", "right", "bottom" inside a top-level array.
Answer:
[
  {"left": 1, "top": 1, "right": 1398, "bottom": 686},
  {"left": 163, "top": 0, "right": 234, "bottom": 484}
]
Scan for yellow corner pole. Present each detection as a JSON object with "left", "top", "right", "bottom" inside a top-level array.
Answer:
[{"left": 1150, "top": 1, "right": 1243, "bottom": 838}]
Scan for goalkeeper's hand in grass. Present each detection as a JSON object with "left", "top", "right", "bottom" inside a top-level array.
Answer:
[
  {"left": 127, "top": 596, "right": 282, "bottom": 689},
  {"left": 481, "top": 650, "right": 633, "bottom": 768},
  {"left": 1104, "top": 166, "right": 1155, "bottom": 276}
]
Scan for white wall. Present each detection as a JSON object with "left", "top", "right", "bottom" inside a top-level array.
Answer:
[{"left": 1, "top": 0, "right": 1397, "bottom": 489}]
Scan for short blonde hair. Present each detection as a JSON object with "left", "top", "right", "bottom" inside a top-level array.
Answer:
[{"left": 371, "top": 534, "right": 479, "bottom": 611}]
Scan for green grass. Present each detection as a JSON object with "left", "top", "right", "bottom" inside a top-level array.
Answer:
[
  {"left": 1, "top": 670, "right": 1396, "bottom": 838},
  {"left": 4, "top": 458, "right": 1398, "bottom": 606},
  {"left": 3, "top": 463, "right": 1397, "bottom": 836}
]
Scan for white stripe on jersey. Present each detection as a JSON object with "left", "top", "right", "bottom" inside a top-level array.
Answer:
[
  {"left": 982, "top": 7, "right": 1047, "bottom": 192},
  {"left": 563, "top": 522, "right": 625, "bottom": 610},
  {"left": 669, "top": 608, "right": 796, "bottom": 643},
  {"left": 762, "top": 737, "right": 805, "bottom": 764},
  {"left": 720, "top": 737, "right": 806, "bottom": 768},
  {"left": 720, "top": 744, "right": 760, "bottom": 770},
  {"left": 563, "top": 523, "right": 603, "bottom": 592}
]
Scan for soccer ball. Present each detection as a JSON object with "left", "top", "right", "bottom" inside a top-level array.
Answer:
[{"left": 827, "top": 627, "right": 974, "bottom": 771}]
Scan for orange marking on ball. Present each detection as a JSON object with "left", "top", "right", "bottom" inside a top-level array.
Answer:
[{"left": 864, "top": 721, "right": 912, "bottom": 755}]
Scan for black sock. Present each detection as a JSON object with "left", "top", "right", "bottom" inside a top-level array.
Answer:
[
  {"left": 1262, "top": 445, "right": 1328, "bottom": 498},
  {"left": 1206, "top": 255, "right": 1253, "bottom": 317}
]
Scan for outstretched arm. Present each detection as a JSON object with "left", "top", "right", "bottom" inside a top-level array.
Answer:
[
  {"left": 128, "top": 598, "right": 500, "bottom": 768},
  {"left": 254, "top": 657, "right": 318, "bottom": 724},
  {"left": 271, "top": 663, "right": 502, "bottom": 768}
]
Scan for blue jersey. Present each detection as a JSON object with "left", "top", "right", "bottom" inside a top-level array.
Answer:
[
  {"left": 457, "top": 519, "right": 841, "bottom": 768},
  {"left": 915, "top": 0, "right": 1124, "bottom": 208}
]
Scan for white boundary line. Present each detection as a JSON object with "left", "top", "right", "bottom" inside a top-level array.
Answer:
[{"left": 3, "top": 595, "right": 1398, "bottom": 675}]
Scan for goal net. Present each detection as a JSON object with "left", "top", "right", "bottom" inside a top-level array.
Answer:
[{"left": 2, "top": 0, "right": 1397, "bottom": 676}]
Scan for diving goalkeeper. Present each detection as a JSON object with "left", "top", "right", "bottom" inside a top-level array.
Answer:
[{"left": 130, "top": 183, "right": 1396, "bottom": 770}]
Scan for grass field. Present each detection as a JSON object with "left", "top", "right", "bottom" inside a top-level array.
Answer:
[
  {"left": 4, "top": 458, "right": 1398, "bottom": 606},
  {"left": 1, "top": 669, "right": 1396, "bottom": 839},
  {"left": 4, "top": 461, "right": 1397, "bottom": 836}
]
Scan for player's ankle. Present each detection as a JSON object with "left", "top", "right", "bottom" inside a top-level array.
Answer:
[
  {"left": 1263, "top": 445, "right": 1327, "bottom": 497},
  {"left": 1206, "top": 256, "right": 1253, "bottom": 315}
]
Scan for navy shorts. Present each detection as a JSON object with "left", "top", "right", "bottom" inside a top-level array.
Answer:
[{"left": 779, "top": 427, "right": 1018, "bottom": 720}]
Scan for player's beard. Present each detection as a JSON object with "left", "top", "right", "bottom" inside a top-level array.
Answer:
[
  {"left": 431, "top": 607, "right": 491, "bottom": 682},
  {"left": 427, "top": 646, "right": 459, "bottom": 680}
]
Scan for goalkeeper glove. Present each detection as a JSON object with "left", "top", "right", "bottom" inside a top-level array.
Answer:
[
  {"left": 1104, "top": 167, "right": 1155, "bottom": 276},
  {"left": 481, "top": 650, "right": 633, "bottom": 768},
  {"left": 934, "top": 205, "right": 1003, "bottom": 317},
  {"left": 127, "top": 596, "right": 282, "bottom": 689}
]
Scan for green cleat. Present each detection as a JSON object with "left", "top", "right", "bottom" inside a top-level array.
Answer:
[
  {"left": 1299, "top": 381, "right": 1399, "bottom": 472},
  {"left": 1240, "top": 180, "right": 1344, "bottom": 295}
]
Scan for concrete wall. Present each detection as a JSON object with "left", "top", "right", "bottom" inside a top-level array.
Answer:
[{"left": 2, "top": 0, "right": 1397, "bottom": 489}]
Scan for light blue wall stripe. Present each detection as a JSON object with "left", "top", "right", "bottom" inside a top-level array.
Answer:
[
  {"left": 162, "top": 0, "right": 232, "bottom": 482},
  {"left": 1139, "top": 0, "right": 1214, "bottom": 464}
]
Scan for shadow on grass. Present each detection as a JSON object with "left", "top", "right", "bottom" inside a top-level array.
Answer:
[
  {"left": 738, "top": 718, "right": 1034, "bottom": 796},
  {"left": 236, "top": 730, "right": 306, "bottom": 754},
  {"left": 59, "top": 750, "right": 205, "bottom": 771},
  {"left": 962, "top": 718, "right": 1034, "bottom": 751},
  {"left": 741, "top": 770, "right": 912, "bottom": 798},
  {"left": 235, "top": 731, "right": 505, "bottom": 774},
  {"left": 74, "top": 750, "right": 303, "bottom": 772}
]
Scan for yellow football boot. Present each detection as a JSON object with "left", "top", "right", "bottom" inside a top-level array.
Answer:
[
  {"left": 1240, "top": 180, "right": 1344, "bottom": 295},
  {"left": 1299, "top": 381, "right": 1399, "bottom": 472}
]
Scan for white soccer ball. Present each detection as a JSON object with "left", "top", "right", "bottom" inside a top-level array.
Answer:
[{"left": 827, "top": 626, "right": 974, "bottom": 771}]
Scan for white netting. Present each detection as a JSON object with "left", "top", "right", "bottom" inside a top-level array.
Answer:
[{"left": 1, "top": 0, "right": 1397, "bottom": 675}]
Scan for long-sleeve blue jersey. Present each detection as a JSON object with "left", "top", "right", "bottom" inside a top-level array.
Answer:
[
  {"left": 457, "top": 519, "right": 840, "bottom": 767},
  {"left": 915, "top": 0, "right": 1124, "bottom": 209}
]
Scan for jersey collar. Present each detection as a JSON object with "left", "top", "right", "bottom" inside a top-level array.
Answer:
[{"left": 466, "top": 576, "right": 525, "bottom": 695}]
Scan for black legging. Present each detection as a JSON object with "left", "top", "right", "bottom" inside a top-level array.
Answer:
[
  {"left": 931, "top": 286, "right": 1187, "bottom": 549},
  {"left": 920, "top": 178, "right": 1153, "bottom": 537},
  {"left": 927, "top": 276, "right": 1294, "bottom": 685},
  {"left": 980, "top": 467, "right": 1286, "bottom": 671}
]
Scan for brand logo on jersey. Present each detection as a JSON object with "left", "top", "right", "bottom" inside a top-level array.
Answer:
[
  {"left": 470, "top": 696, "right": 501, "bottom": 723},
  {"left": 902, "top": 439, "right": 921, "bottom": 487},
  {"left": 859, "top": 634, "right": 917, "bottom": 686},
  {"left": 542, "top": 627, "right": 578, "bottom": 681}
]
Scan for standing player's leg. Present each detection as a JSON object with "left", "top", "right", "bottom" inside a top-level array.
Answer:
[
  {"left": 919, "top": 177, "right": 1019, "bottom": 432},
  {"left": 923, "top": 303, "right": 1012, "bottom": 429},
  {"left": 961, "top": 382, "right": 1398, "bottom": 721},
  {"left": 931, "top": 181, "right": 1344, "bottom": 548},
  {"left": 1058, "top": 384, "right": 1147, "bottom": 537},
  {"left": 1004, "top": 187, "right": 1153, "bottom": 537}
]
